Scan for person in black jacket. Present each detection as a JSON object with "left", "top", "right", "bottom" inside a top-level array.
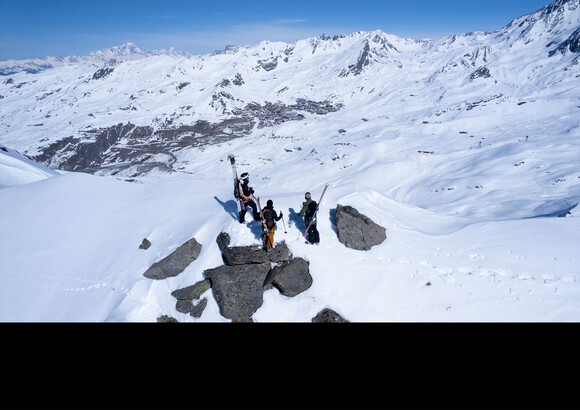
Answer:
[
  {"left": 297, "top": 192, "right": 319, "bottom": 245},
  {"left": 261, "top": 199, "right": 283, "bottom": 251},
  {"left": 238, "top": 173, "right": 260, "bottom": 223}
]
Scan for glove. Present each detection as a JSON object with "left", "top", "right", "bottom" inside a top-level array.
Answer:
[{"left": 279, "top": 211, "right": 283, "bottom": 217}]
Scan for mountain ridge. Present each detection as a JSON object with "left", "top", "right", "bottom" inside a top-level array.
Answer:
[{"left": 0, "top": 0, "right": 578, "bottom": 179}]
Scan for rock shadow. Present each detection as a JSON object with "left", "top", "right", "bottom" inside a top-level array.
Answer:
[{"left": 329, "top": 207, "right": 337, "bottom": 235}]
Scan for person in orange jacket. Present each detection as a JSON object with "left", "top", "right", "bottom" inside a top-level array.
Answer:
[{"left": 261, "top": 199, "right": 283, "bottom": 251}]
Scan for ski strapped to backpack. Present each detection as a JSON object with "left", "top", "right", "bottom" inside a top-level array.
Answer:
[
  {"left": 303, "top": 183, "right": 329, "bottom": 241},
  {"left": 256, "top": 196, "right": 274, "bottom": 250}
]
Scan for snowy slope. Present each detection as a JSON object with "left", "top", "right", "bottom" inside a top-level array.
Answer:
[
  {"left": 0, "top": 0, "right": 579, "bottom": 322},
  {"left": 0, "top": 145, "right": 60, "bottom": 188}
]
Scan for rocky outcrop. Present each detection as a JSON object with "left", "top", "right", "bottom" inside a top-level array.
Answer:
[
  {"left": 147, "top": 232, "right": 346, "bottom": 322},
  {"left": 312, "top": 308, "right": 349, "bottom": 323},
  {"left": 33, "top": 98, "right": 342, "bottom": 176},
  {"left": 143, "top": 237, "right": 202, "bottom": 279},
  {"left": 335, "top": 204, "right": 386, "bottom": 251},
  {"left": 207, "top": 232, "right": 312, "bottom": 321},
  {"left": 549, "top": 26, "right": 580, "bottom": 56},
  {"left": 470, "top": 66, "right": 491, "bottom": 80}
]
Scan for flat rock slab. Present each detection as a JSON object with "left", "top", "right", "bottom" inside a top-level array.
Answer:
[
  {"left": 143, "top": 237, "right": 202, "bottom": 279},
  {"left": 217, "top": 232, "right": 291, "bottom": 265}
]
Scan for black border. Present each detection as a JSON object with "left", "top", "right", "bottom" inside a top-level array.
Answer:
[{"left": 1, "top": 322, "right": 579, "bottom": 410}]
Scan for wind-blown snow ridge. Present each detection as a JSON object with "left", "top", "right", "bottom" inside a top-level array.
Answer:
[{"left": 0, "top": 0, "right": 579, "bottom": 322}]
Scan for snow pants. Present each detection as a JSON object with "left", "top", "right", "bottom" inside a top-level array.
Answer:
[
  {"left": 264, "top": 227, "right": 276, "bottom": 250},
  {"left": 307, "top": 222, "right": 320, "bottom": 244},
  {"left": 239, "top": 199, "right": 260, "bottom": 223}
]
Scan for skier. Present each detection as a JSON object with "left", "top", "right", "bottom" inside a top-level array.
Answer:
[
  {"left": 238, "top": 173, "right": 260, "bottom": 223},
  {"left": 298, "top": 192, "right": 320, "bottom": 245},
  {"left": 261, "top": 199, "right": 283, "bottom": 251}
]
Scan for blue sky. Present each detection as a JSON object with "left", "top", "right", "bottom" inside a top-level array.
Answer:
[{"left": 0, "top": 0, "right": 552, "bottom": 60}]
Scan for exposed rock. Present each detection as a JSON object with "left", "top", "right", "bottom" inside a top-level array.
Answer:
[
  {"left": 172, "top": 232, "right": 309, "bottom": 321},
  {"left": 257, "top": 57, "right": 278, "bottom": 71},
  {"left": 265, "top": 241, "right": 291, "bottom": 263},
  {"left": 143, "top": 237, "right": 202, "bottom": 279},
  {"left": 204, "top": 262, "right": 271, "bottom": 321},
  {"left": 312, "top": 308, "right": 349, "bottom": 323},
  {"left": 336, "top": 204, "right": 386, "bottom": 251},
  {"left": 139, "top": 238, "right": 151, "bottom": 250},
  {"left": 222, "top": 244, "right": 268, "bottom": 265},
  {"left": 216, "top": 231, "right": 231, "bottom": 251},
  {"left": 157, "top": 315, "right": 179, "bottom": 323},
  {"left": 33, "top": 98, "right": 342, "bottom": 176},
  {"left": 176, "top": 299, "right": 196, "bottom": 314},
  {"left": 175, "top": 297, "right": 208, "bottom": 318},
  {"left": 92, "top": 67, "right": 114, "bottom": 80},
  {"left": 171, "top": 279, "right": 211, "bottom": 300},
  {"left": 217, "top": 232, "right": 291, "bottom": 265},
  {"left": 340, "top": 40, "right": 371, "bottom": 77},
  {"left": 549, "top": 27, "right": 580, "bottom": 56},
  {"left": 190, "top": 298, "right": 207, "bottom": 318},
  {"left": 264, "top": 257, "right": 312, "bottom": 297},
  {"left": 470, "top": 66, "right": 491, "bottom": 80}
]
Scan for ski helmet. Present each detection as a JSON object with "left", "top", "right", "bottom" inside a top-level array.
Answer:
[{"left": 240, "top": 172, "right": 249, "bottom": 180}]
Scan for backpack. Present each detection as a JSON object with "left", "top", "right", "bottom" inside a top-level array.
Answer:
[
  {"left": 262, "top": 207, "right": 275, "bottom": 229},
  {"left": 305, "top": 201, "right": 317, "bottom": 221}
]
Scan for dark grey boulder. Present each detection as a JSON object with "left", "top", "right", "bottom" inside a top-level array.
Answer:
[
  {"left": 171, "top": 279, "right": 211, "bottom": 300},
  {"left": 265, "top": 241, "right": 291, "bottom": 263},
  {"left": 216, "top": 231, "right": 231, "bottom": 252},
  {"left": 139, "top": 238, "right": 151, "bottom": 250},
  {"left": 217, "top": 232, "right": 291, "bottom": 265},
  {"left": 175, "top": 297, "right": 208, "bottom": 317},
  {"left": 204, "top": 262, "right": 271, "bottom": 321},
  {"left": 175, "top": 299, "right": 195, "bottom": 314},
  {"left": 143, "top": 237, "right": 202, "bottom": 279},
  {"left": 190, "top": 298, "right": 207, "bottom": 318},
  {"left": 264, "top": 257, "right": 312, "bottom": 297},
  {"left": 335, "top": 204, "right": 386, "bottom": 251},
  {"left": 222, "top": 245, "right": 267, "bottom": 265},
  {"left": 312, "top": 308, "right": 349, "bottom": 323},
  {"left": 157, "top": 315, "right": 179, "bottom": 323},
  {"left": 172, "top": 279, "right": 211, "bottom": 318}
]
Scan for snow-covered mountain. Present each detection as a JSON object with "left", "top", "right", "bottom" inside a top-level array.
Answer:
[{"left": 0, "top": 0, "right": 579, "bottom": 322}]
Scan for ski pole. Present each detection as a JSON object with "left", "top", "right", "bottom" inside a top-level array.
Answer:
[{"left": 282, "top": 215, "right": 287, "bottom": 233}]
